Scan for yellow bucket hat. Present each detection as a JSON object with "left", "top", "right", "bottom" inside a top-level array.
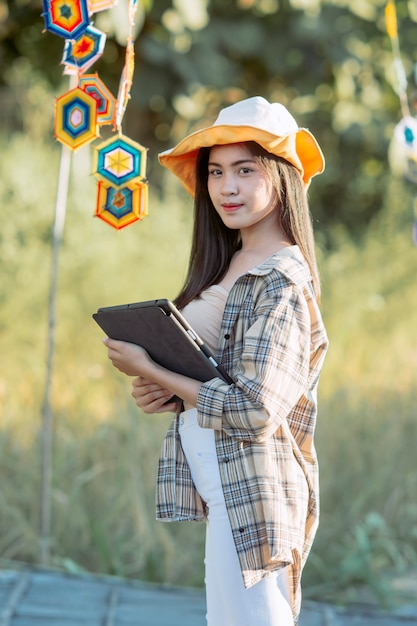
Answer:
[{"left": 158, "top": 96, "right": 325, "bottom": 196}]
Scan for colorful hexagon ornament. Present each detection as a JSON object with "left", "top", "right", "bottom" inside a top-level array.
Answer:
[
  {"left": 62, "top": 25, "right": 106, "bottom": 74},
  {"left": 54, "top": 86, "right": 99, "bottom": 150},
  {"left": 93, "top": 134, "right": 147, "bottom": 188},
  {"left": 45, "top": 0, "right": 149, "bottom": 229},
  {"left": 389, "top": 116, "right": 417, "bottom": 184},
  {"left": 42, "top": 0, "right": 90, "bottom": 39},
  {"left": 95, "top": 180, "right": 148, "bottom": 230},
  {"left": 79, "top": 73, "right": 116, "bottom": 126}
]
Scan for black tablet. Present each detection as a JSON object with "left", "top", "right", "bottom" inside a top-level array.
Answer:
[{"left": 93, "top": 298, "right": 233, "bottom": 384}]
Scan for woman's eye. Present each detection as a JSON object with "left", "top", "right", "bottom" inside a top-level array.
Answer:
[
  {"left": 208, "top": 168, "right": 222, "bottom": 176},
  {"left": 239, "top": 167, "right": 252, "bottom": 174}
]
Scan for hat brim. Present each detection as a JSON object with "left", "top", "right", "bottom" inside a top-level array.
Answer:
[{"left": 158, "top": 124, "right": 325, "bottom": 196}]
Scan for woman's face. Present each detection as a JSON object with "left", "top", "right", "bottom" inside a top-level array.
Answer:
[{"left": 207, "top": 143, "right": 279, "bottom": 233}]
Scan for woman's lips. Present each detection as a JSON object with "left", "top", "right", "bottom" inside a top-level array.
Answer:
[{"left": 221, "top": 203, "right": 242, "bottom": 213}]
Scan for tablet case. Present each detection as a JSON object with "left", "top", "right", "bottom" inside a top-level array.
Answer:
[{"left": 93, "top": 299, "right": 233, "bottom": 384}]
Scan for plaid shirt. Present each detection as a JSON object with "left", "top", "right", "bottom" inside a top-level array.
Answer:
[{"left": 156, "top": 246, "right": 328, "bottom": 621}]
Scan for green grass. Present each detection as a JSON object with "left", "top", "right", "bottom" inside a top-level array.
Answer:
[{"left": 1, "top": 133, "right": 416, "bottom": 607}]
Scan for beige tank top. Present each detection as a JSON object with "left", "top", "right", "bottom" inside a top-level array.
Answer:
[{"left": 181, "top": 284, "right": 229, "bottom": 356}]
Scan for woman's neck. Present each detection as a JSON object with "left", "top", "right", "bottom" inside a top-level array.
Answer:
[
  {"left": 218, "top": 234, "right": 292, "bottom": 291},
  {"left": 239, "top": 219, "right": 292, "bottom": 255}
]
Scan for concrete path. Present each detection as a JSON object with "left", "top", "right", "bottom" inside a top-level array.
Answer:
[{"left": 0, "top": 568, "right": 416, "bottom": 625}]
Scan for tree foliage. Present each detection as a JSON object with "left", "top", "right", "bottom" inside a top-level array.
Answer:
[{"left": 1, "top": 0, "right": 417, "bottom": 244}]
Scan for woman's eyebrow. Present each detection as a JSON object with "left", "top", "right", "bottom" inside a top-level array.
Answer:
[{"left": 208, "top": 158, "right": 256, "bottom": 167}]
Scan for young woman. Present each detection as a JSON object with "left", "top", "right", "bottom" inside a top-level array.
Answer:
[{"left": 103, "top": 96, "right": 328, "bottom": 626}]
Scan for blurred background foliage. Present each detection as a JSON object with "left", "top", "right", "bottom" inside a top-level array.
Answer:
[
  {"left": 1, "top": 0, "right": 417, "bottom": 610},
  {"left": 4, "top": 0, "right": 417, "bottom": 241}
]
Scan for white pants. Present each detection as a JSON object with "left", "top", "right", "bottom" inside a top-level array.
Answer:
[{"left": 179, "top": 408, "right": 294, "bottom": 626}]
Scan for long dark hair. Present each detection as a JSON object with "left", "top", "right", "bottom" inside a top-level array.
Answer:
[{"left": 174, "top": 142, "right": 320, "bottom": 309}]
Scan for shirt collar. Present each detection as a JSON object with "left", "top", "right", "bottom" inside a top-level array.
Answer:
[{"left": 247, "top": 245, "right": 312, "bottom": 285}]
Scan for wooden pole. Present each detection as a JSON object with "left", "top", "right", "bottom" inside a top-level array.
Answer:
[{"left": 40, "top": 77, "right": 75, "bottom": 564}]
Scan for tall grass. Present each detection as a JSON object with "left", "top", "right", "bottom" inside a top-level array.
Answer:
[
  {"left": 1, "top": 133, "right": 416, "bottom": 606},
  {"left": 304, "top": 176, "right": 417, "bottom": 604}
]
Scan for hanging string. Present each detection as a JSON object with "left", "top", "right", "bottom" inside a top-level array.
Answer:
[
  {"left": 412, "top": 195, "right": 417, "bottom": 245},
  {"left": 385, "top": 0, "right": 410, "bottom": 117},
  {"left": 115, "top": 0, "right": 138, "bottom": 132}
]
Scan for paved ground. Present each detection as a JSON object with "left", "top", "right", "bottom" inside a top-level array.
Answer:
[{"left": 0, "top": 567, "right": 416, "bottom": 625}]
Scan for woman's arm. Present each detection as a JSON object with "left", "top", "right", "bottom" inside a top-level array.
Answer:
[
  {"left": 103, "top": 338, "right": 202, "bottom": 408},
  {"left": 196, "top": 285, "right": 312, "bottom": 441}
]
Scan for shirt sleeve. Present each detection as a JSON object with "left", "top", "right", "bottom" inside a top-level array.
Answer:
[{"left": 196, "top": 284, "right": 311, "bottom": 442}]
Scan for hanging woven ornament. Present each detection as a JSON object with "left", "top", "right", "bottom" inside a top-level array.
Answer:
[
  {"left": 389, "top": 116, "right": 417, "bottom": 183},
  {"left": 95, "top": 180, "right": 148, "bottom": 229},
  {"left": 79, "top": 73, "right": 116, "bottom": 126},
  {"left": 62, "top": 24, "right": 106, "bottom": 74},
  {"left": 93, "top": 134, "right": 147, "bottom": 188},
  {"left": 92, "top": 0, "right": 149, "bottom": 229},
  {"left": 42, "top": 0, "right": 90, "bottom": 39},
  {"left": 54, "top": 86, "right": 99, "bottom": 150},
  {"left": 385, "top": 1, "right": 417, "bottom": 245}
]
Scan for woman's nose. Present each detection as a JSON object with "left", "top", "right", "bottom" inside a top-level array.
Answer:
[{"left": 220, "top": 172, "right": 238, "bottom": 195}]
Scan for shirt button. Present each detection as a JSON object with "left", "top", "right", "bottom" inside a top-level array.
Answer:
[
  {"left": 238, "top": 527, "right": 245, "bottom": 533},
  {"left": 224, "top": 333, "right": 230, "bottom": 339},
  {"left": 222, "top": 457, "right": 229, "bottom": 463}
]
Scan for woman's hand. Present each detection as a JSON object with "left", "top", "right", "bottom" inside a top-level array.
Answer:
[
  {"left": 103, "top": 338, "right": 154, "bottom": 377},
  {"left": 103, "top": 337, "right": 200, "bottom": 411},
  {"left": 131, "top": 376, "right": 179, "bottom": 414}
]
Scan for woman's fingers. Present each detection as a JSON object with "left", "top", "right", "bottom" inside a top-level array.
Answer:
[
  {"left": 131, "top": 377, "right": 177, "bottom": 413},
  {"left": 103, "top": 339, "right": 151, "bottom": 376}
]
